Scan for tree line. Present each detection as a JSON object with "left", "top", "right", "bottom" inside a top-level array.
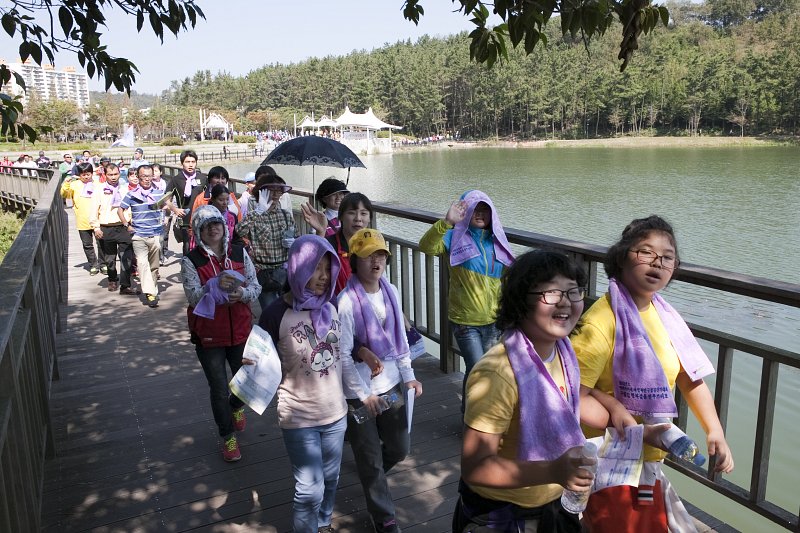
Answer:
[{"left": 161, "top": 0, "right": 800, "bottom": 140}]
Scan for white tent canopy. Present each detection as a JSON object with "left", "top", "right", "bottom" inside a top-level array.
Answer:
[
  {"left": 298, "top": 115, "right": 318, "bottom": 129},
  {"left": 335, "top": 106, "right": 401, "bottom": 130},
  {"left": 203, "top": 112, "right": 230, "bottom": 130}
]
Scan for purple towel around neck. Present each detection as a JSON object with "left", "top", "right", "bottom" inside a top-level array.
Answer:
[
  {"left": 344, "top": 275, "right": 409, "bottom": 361},
  {"left": 129, "top": 185, "right": 156, "bottom": 203},
  {"left": 448, "top": 190, "right": 514, "bottom": 267},
  {"left": 287, "top": 235, "right": 341, "bottom": 338},
  {"left": 608, "top": 278, "right": 715, "bottom": 418},
  {"left": 193, "top": 269, "right": 246, "bottom": 319},
  {"left": 80, "top": 180, "right": 95, "bottom": 198},
  {"left": 103, "top": 182, "right": 123, "bottom": 207},
  {"left": 504, "top": 328, "right": 585, "bottom": 462}
]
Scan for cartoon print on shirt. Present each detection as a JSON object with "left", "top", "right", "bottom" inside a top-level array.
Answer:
[{"left": 290, "top": 322, "right": 341, "bottom": 377}]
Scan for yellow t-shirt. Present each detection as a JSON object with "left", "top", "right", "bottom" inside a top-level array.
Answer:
[
  {"left": 463, "top": 343, "right": 568, "bottom": 508},
  {"left": 570, "top": 294, "right": 682, "bottom": 462}
]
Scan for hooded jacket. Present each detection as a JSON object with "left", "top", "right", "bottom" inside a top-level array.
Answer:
[
  {"left": 419, "top": 191, "right": 513, "bottom": 326},
  {"left": 182, "top": 205, "right": 260, "bottom": 348}
]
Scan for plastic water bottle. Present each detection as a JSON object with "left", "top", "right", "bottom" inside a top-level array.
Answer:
[
  {"left": 351, "top": 391, "right": 404, "bottom": 424},
  {"left": 646, "top": 417, "right": 706, "bottom": 466},
  {"left": 560, "top": 442, "right": 598, "bottom": 514}
]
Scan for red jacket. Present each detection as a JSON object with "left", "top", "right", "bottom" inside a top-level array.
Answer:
[
  {"left": 186, "top": 245, "right": 252, "bottom": 348},
  {"left": 327, "top": 231, "right": 352, "bottom": 296}
]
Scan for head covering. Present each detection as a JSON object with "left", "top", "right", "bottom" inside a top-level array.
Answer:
[
  {"left": 243, "top": 171, "right": 256, "bottom": 183},
  {"left": 191, "top": 205, "right": 230, "bottom": 259},
  {"left": 134, "top": 147, "right": 144, "bottom": 154},
  {"left": 315, "top": 177, "right": 349, "bottom": 206},
  {"left": 449, "top": 190, "right": 514, "bottom": 267},
  {"left": 100, "top": 156, "right": 111, "bottom": 163},
  {"left": 63, "top": 152, "right": 73, "bottom": 158},
  {"left": 287, "top": 235, "right": 341, "bottom": 337},
  {"left": 348, "top": 228, "right": 390, "bottom": 258}
]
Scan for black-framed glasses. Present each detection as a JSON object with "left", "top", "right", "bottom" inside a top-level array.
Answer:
[
  {"left": 528, "top": 287, "right": 586, "bottom": 305},
  {"left": 629, "top": 248, "right": 679, "bottom": 269}
]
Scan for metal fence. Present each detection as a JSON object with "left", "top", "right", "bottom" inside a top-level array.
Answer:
[{"left": 0, "top": 171, "right": 66, "bottom": 531}]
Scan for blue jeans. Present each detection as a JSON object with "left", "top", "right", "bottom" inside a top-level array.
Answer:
[
  {"left": 451, "top": 322, "right": 500, "bottom": 377},
  {"left": 195, "top": 344, "right": 246, "bottom": 438},
  {"left": 345, "top": 383, "right": 410, "bottom": 527},
  {"left": 282, "top": 416, "right": 347, "bottom": 533},
  {"left": 451, "top": 322, "right": 500, "bottom": 412}
]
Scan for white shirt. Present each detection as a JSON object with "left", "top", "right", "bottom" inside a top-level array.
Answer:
[{"left": 337, "top": 282, "right": 416, "bottom": 400}]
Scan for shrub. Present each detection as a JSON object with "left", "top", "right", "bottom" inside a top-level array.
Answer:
[
  {"left": 161, "top": 137, "right": 184, "bottom": 146},
  {"left": 0, "top": 211, "right": 26, "bottom": 263},
  {"left": 233, "top": 135, "right": 256, "bottom": 143}
]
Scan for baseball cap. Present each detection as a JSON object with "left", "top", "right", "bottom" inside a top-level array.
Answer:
[
  {"left": 315, "top": 177, "right": 349, "bottom": 205},
  {"left": 134, "top": 147, "right": 144, "bottom": 154},
  {"left": 63, "top": 152, "right": 72, "bottom": 158},
  {"left": 100, "top": 156, "right": 111, "bottom": 163},
  {"left": 243, "top": 171, "right": 256, "bottom": 183},
  {"left": 348, "top": 228, "right": 390, "bottom": 258}
]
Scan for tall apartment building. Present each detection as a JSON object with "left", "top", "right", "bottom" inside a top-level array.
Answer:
[{"left": 0, "top": 59, "right": 90, "bottom": 108}]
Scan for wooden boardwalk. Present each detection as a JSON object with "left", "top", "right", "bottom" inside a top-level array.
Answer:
[
  {"left": 41, "top": 210, "right": 464, "bottom": 533},
  {"left": 41, "top": 209, "right": 730, "bottom": 533}
]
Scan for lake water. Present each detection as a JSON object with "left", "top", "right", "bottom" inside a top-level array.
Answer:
[{"left": 223, "top": 145, "right": 799, "bottom": 531}]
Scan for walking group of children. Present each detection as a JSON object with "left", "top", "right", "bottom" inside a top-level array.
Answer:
[{"left": 178, "top": 169, "right": 734, "bottom": 533}]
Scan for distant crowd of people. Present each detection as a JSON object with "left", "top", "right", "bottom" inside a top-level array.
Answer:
[{"left": 58, "top": 148, "right": 733, "bottom": 533}]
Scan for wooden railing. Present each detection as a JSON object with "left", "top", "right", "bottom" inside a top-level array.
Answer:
[
  {"left": 0, "top": 171, "right": 66, "bottom": 531},
  {"left": 370, "top": 202, "right": 799, "bottom": 532},
  {"left": 0, "top": 166, "right": 54, "bottom": 211},
  {"left": 3, "top": 165, "right": 797, "bottom": 531}
]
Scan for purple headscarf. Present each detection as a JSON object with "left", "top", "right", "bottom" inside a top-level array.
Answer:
[
  {"left": 449, "top": 190, "right": 514, "bottom": 267},
  {"left": 287, "top": 235, "right": 341, "bottom": 337}
]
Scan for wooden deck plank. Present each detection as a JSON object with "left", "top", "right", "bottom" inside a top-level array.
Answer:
[{"left": 41, "top": 208, "right": 726, "bottom": 533}]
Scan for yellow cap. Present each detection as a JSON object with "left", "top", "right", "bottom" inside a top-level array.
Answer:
[{"left": 348, "top": 228, "right": 390, "bottom": 258}]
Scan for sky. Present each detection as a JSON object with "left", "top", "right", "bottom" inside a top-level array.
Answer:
[{"left": 0, "top": 1, "right": 479, "bottom": 95}]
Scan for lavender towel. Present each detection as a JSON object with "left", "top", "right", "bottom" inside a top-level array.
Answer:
[
  {"left": 449, "top": 190, "right": 514, "bottom": 267},
  {"left": 287, "top": 235, "right": 341, "bottom": 338},
  {"left": 609, "top": 278, "right": 714, "bottom": 418},
  {"left": 103, "top": 183, "right": 123, "bottom": 207},
  {"left": 80, "top": 180, "right": 95, "bottom": 198},
  {"left": 504, "top": 328, "right": 585, "bottom": 462},
  {"left": 128, "top": 186, "right": 156, "bottom": 203},
  {"left": 193, "top": 269, "right": 246, "bottom": 319},
  {"left": 344, "top": 275, "right": 409, "bottom": 361}
]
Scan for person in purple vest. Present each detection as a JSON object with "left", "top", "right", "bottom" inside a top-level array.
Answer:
[{"left": 455, "top": 250, "right": 633, "bottom": 532}]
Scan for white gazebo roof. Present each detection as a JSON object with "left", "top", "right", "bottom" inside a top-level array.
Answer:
[
  {"left": 298, "top": 115, "right": 318, "bottom": 128},
  {"left": 335, "top": 106, "right": 401, "bottom": 130},
  {"left": 316, "top": 116, "right": 338, "bottom": 128},
  {"left": 203, "top": 112, "right": 230, "bottom": 130}
]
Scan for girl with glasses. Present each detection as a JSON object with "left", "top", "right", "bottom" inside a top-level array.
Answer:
[
  {"left": 455, "top": 250, "right": 626, "bottom": 532},
  {"left": 571, "top": 215, "right": 734, "bottom": 532}
]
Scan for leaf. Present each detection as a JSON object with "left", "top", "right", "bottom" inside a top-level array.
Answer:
[
  {"left": 149, "top": 10, "right": 164, "bottom": 42},
  {"left": 87, "top": 62, "right": 95, "bottom": 78},
  {"left": 58, "top": 6, "right": 73, "bottom": 36},
  {"left": 19, "top": 41, "right": 29, "bottom": 62},
  {"left": 30, "top": 42, "right": 42, "bottom": 64},
  {"left": 137, "top": 10, "right": 144, "bottom": 32},
  {"left": 659, "top": 5, "right": 669, "bottom": 26},
  {"left": 1, "top": 14, "right": 16, "bottom": 37}
]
